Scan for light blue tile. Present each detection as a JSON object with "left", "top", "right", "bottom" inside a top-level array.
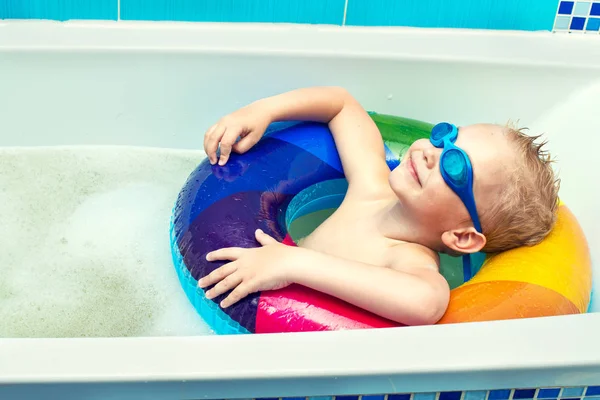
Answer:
[
  {"left": 554, "top": 15, "right": 572, "bottom": 29},
  {"left": 561, "top": 388, "right": 585, "bottom": 398},
  {"left": 0, "top": 0, "right": 117, "bottom": 20},
  {"left": 120, "top": 0, "right": 345, "bottom": 24},
  {"left": 465, "top": 391, "right": 487, "bottom": 400},
  {"left": 574, "top": 1, "right": 592, "bottom": 15},
  {"left": 586, "top": 16, "right": 600, "bottom": 29},
  {"left": 414, "top": 393, "right": 437, "bottom": 400},
  {"left": 345, "top": 0, "right": 557, "bottom": 31}
]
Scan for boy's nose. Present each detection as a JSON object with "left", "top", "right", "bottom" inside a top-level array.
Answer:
[{"left": 423, "top": 147, "right": 440, "bottom": 169}]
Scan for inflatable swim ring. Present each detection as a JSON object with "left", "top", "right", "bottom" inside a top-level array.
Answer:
[{"left": 170, "top": 113, "right": 592, "bottom": 334}]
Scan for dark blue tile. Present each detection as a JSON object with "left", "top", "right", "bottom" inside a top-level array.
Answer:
[
  {"left": 570, "top": 16, "right": 586, "bottom": 29},
  {"left": 587, "top": 387, "right": 600, "bottom": 396},
  {"left": 587, "top": 17, "right": 600, "bottom": 30},
  {"left": 440, "top": 392, "right": 463, "bottom": 400},
  {"left": 514, "top": 389, "right": 536, "bottom": 399},
  {"left": 362, "top": 396, "right": 386, "bottom": 400},
  {"left": 284, "top": 398, "right": 308, "bottom": 400},
  {"left": 559, "top": 1, "right": 575, "bottom": 14},
  {"left": 591, "top": 3, "right": 600, "bottom": 16},
  {"left": 489, "top": 390, "right": 512, "bottom": 400},
  {"left": 389, "top": 395, "right": 411, "bottom": 400},
  {"left": 336, "top": 397, "right": 360, "bottom": 400},
  {"left": 539, "top": 389, "right": 561, "bottom": 399},
  {"left": 0, "top": 0, "right": 117, "bottom": 20},
  {"left": 120, "top": 0, "right": 345, "bottom": 24}
]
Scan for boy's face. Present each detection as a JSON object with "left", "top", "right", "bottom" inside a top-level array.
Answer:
[{"left": 389, "top": 123, "right": 515, "bottom": 236}]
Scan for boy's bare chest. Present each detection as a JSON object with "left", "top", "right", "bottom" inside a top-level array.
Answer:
[{"left": 298, "top": 201, "right": 397, "bottom": 267}]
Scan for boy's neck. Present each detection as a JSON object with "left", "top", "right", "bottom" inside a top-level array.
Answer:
[{"left": 378, "top": 199, "right": 439, "bottom": 250}]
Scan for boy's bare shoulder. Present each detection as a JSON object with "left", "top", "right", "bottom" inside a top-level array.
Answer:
[
  {"left": 385, "top": 242, "right": 441, "bottom": 275},
  {"left": 384, "top": 243, "right": 448, "bottom": 295}
]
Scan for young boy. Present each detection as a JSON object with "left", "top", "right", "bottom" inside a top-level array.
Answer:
[{"left": 198, "top": 86, "right": 559, "bottom": 326}]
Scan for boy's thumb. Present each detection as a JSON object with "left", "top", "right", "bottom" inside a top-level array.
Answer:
[{"left": 255, "top": 229, "right": 277, "bottom": 245}]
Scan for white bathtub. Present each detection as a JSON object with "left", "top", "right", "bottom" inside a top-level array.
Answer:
[{"left": 1, "top": 20, "right": 599, "bottom": 399}]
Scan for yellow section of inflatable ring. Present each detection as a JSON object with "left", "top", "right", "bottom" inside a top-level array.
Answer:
[{"left": 464, "top": 202, "right": 592, "bottom": 313}]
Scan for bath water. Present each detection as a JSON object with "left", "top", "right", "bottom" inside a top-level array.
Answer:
[{"left": 0, "top": 146, "right": 214, "bottom": 337}]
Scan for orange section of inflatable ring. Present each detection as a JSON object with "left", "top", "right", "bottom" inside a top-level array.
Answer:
[
  {"left": 438, "top": 281, "right": 580, "bottom": 323},
  {"left": 438, "top": 203, "right": 592, "bottom": 324}
]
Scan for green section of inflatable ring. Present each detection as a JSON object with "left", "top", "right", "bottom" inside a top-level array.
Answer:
[{"left": 369, "top": 111, "right": 434, "bottom": 161}]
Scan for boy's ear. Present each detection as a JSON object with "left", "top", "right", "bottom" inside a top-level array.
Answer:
[{"left": 441, "top": 227, "right": 486, "bottom": 254}]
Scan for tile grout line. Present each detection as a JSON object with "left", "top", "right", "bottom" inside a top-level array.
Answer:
[
  {"left": 342, "top": 0, "right": 349, "bottom": 25},
  {"left": 117, "top": 0, "right": 121, "bottom": 21}
]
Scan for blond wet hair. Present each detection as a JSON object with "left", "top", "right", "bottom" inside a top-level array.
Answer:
[{"left": 480, "top": 124, "right": 560, "bottom": 253}]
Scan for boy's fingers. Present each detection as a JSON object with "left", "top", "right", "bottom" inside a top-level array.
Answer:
[
  {"left": 232, "top": 134, "right": 258, "bottom": 154},
  {"left": 198, "top": 262, "right": 238, "bottom": 288},
  {"left": 205, "top": 271, "right": 242, "bottom": 299},
  {"left": 218, "top": 128, "right": 241, "bottom": 166},
  {"left": 220, "top": 282, "right": 253, "bottom": 308},
  {"left": 206, "top": 247, "right": 244, "bottom": 262},
  {"left": 204, "top": 125, "right": 226, "bottom": 165},
  {"left": 203, "top": 124, "right": 217, "bottom": 150}
]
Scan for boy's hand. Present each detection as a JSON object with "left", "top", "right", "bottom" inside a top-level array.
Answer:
[
  {"left": 198, "top": 229, "right": 295, "bottom": 308},
  {"left": 204, "top": 104, "right": 271, "bottom": 166}
]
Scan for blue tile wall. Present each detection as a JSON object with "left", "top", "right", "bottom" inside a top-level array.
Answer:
[
  {"left": 2, "top": 0, "right": 599, "bottom": 33},
  {"left": 120, "top": 0, "right": 345, "bottom": 24},
  {"left": 344, "top": 0, "right": 558, "bottom": 30},
  {"left": 0, "top": 0, "right": 117, "bottom": 20},
  {"left": 553, "top": 1, "right": 600, "bottom": 32},
  {"left": 299, "top": 387, "right": 600, "bottom": 400}
]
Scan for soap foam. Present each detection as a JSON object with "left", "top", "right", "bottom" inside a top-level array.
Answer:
[{"left": 0, "top": 146, "right": 214, "bottom": 337}]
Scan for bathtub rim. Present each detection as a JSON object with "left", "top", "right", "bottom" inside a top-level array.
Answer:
[
  {"left": 1, "top": 313, "right": 600, "bottom": 393},
  {"left": 0, "top": 20, "right": 599, "bottom": 71}
]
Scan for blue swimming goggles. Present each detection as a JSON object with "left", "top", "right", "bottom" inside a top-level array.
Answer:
[{"left": 430, "top": 122, "right": 482, "bottom": 281}]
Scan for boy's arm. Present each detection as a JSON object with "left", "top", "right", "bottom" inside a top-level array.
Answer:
[
  {"left": 205, "top": 86, "right": 391, "bottom": 194},
  {"left": 267, "top": 87, "right": 390, "bottom": 194},
  {"left": 201, "top": 230, "right": 449, "bottom": 326},
  {"left": 290, "top": 245, "right": 450, "bottom": 326}
]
